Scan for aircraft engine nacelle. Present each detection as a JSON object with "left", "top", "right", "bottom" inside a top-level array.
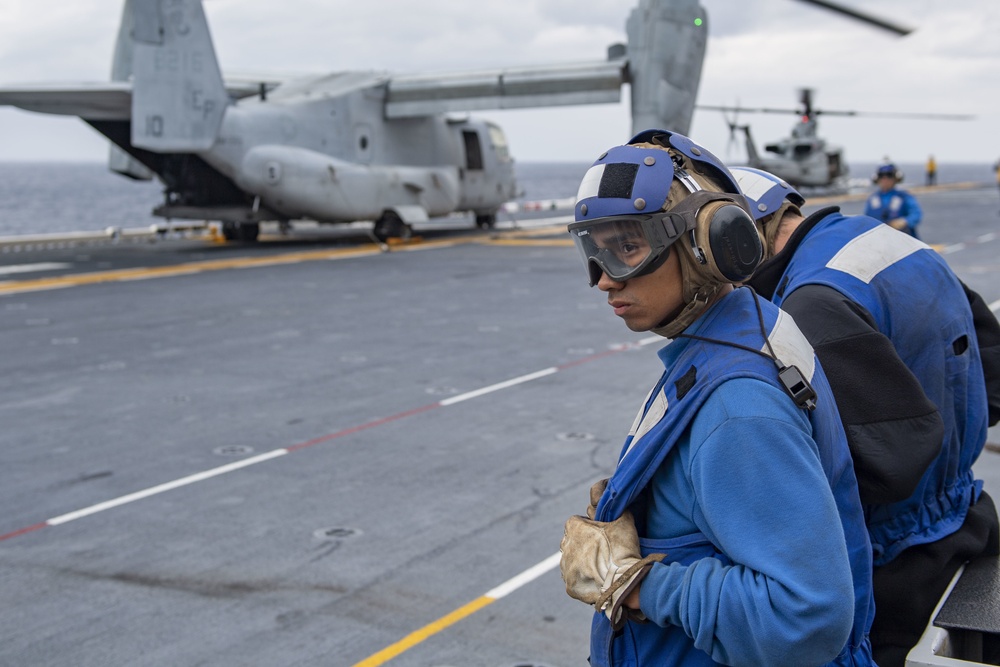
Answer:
[
  {"left": 237, "top": 145, "right": 461, "bottom": 223},
  {"left": 627, "top": 0, "right": 708, "bottom": 134}
]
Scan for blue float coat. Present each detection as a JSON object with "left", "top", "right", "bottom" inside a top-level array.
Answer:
[
  {"left": 771, "top": 212, "right": 988, "bottom": 566},
  {"left": 863, "top": 188, "right": 922, "bottom": 237},
  {"left": 590, "top": 288, "right": 874, "bottom": 667}
]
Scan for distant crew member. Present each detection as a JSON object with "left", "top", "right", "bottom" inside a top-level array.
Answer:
[
  {"left": 925, "top": 154, "right": 937, "bottom": 186},
  {"left": 864, "top": 163, "right": 922, "bottom": 238},
  {"left": 734, "top": 166, "right": 1000, "bottom": 667}
]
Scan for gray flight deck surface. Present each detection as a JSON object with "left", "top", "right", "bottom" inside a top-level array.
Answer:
[{"left": 1, "top": 185, "right": 999, "bottom": 666}]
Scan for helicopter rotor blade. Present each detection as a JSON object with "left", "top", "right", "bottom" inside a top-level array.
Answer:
[
  {"left": 815, "top": 109, "right": 975, "bottom": 121},
  {"left": 793, "top": 0, "right": 914, "bottom": 36},
  {"left": 698, "top": 105, "right": 974, "bottom": 122},
  {"left": 697, "top": 104, "right": 801, "bottom": 116}
]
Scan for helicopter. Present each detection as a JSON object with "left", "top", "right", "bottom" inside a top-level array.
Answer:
[
  {"left": 0, "top": 0, "right": 918, "bottom": 241},
  {"left": 699, "top": 88, "right": 973, "bottom": 191}
]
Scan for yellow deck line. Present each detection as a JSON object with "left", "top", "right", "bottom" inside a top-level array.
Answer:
[
  {"left": 807, "top": 180, "right": 987, "bottom": 205},
  {"left": 485, "top": 238, "right": 575, "bottom": 247},
  {"left": 0, "top": 239, "right": 469, "bottom": 295},
  {"left": 352, "top": 596, "right": 495, "bottom": 667},
  {"left": 353, "top": 552, "right": 561, "bottom": 665}
]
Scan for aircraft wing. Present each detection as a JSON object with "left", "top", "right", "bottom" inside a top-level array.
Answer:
[
  {"left": 0, "top": 79, "right": 277, "bottom": 119},
  {"left": 0, "top": 82, "right": 133, "bottom": 120},
  {"left": 0, "top": 58, "right": 626, "bottom": 121},
  {"left": 384, "top": 58, "right": 627, "bottom": 118}
]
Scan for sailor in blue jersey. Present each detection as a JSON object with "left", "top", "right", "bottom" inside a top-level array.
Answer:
[
  {"left": 733, "top": 166, "right": 1000, "bottom": 667},
  {"left": 863, "top": 163, "right": 922, "bottom": 238},
  {"left": 558, "top": 130, "right": 875, "bottom": 667}
]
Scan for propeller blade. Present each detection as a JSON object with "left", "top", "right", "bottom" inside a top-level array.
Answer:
[{"left": 794, "top": 0, "right": 914, "bottom": 36}]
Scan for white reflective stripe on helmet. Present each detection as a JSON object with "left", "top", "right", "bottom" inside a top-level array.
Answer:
[
  {"left": 733, "top": 168, "right": 778, "bottom": 202},
  {"left": 576, "top": 164, "right": 606, "bottom": 204}
]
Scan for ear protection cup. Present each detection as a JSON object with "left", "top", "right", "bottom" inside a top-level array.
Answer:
[{"left": 691, "top": 199, "right": 764, "bottom": 283}]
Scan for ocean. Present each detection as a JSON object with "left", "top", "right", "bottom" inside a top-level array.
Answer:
[{"left": 0, "top": 160, "right": 994, "bottom": 236}]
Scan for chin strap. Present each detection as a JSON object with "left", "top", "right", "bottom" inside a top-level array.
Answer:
[
  {"left": 650, "top": 282, "right": 722, "bottom": 339},
  {"left": 650, "top": 225, "right": 728, "bottom": 339}
]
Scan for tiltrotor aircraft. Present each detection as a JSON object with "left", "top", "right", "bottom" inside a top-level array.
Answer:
[
  {"left": 700, "top": 88, "right": 972, "bottom": 191},
  {"left": 0, "top": 0, "right": 916, "bottom": 241}
]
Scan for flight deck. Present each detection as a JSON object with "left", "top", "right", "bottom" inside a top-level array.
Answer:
[{"left": 1, "top": 185, "right": 998, "bottom": 666}]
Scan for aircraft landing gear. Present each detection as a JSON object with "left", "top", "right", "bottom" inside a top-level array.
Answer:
[
  {"left": 475, "top": 213, "right": 496, "bottom": 229},
  {"left": 372, "top": 211, "right": 413, "bottom": 242},
  {"left": 221, "top": 221, "right": 260, "bottom": 242}
]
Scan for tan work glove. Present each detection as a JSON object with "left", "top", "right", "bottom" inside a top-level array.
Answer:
[
  {"left": 586, "top": 478, "right": 608, "bottom": 519},
  {"left": 560, "top": 511, "right": 666, "bottom": 630},
  {"left": 887, "top": 217, "right": 908, "bottom": 231}
]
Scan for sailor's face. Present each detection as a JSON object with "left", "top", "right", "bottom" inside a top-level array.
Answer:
[
  {"left": 589, "top": 220, "right": 651, "bottom": 273},
  {"left": 595, "top": 240, "right": 684, "bottom": 332},
  {"left": 877, "top": 174, "right": 896, "bottom": 192}
]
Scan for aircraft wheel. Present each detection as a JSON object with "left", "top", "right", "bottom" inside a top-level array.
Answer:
[
  {"left": 221, "top": 221, "right": 259, "bottom": 242},
  {"left": 221, "top": 221, "right": 240, "bottom": 241},
  {"left": 238, "top": 223, "right": 260, "bottom": 242},
  {"left": 373, "top": 212, "right": 410, "bottom": 242},
  {"left": 475, "top": 213, "right": 496, "bottom": 229}
]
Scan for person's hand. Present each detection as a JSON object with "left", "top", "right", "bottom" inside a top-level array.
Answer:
[
  {"left": 559, "top": 511, "right": 664, "bottom": 629},
  {"left": 888, "top": 217, "right": 908, "bottom": 231}
]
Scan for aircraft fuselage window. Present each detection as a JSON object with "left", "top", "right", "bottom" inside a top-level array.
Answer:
[
  {"left": 463, "top": 130, "right": 484, "bottom": 171},
  {"left": 487, "top": 124, "right": 510, "bottom": 162}
]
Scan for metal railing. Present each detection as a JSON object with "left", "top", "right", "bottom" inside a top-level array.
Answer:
[{"left": 0, "top": 223, "right": 212, "bottom": 253}]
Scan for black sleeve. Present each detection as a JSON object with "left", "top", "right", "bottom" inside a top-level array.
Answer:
[
  {"left": 962, "top": 281, "right": 1000, "bottom": 426},
  {"left": 782, "top": 284, "right": 943, "bottom": 506}
]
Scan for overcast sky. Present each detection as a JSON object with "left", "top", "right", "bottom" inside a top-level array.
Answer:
[{"left": 0, "top": 0, "right": 998, "bottom": 165}]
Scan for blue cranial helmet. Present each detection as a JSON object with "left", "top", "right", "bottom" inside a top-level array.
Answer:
[
  {"left": 574, "top": 129, "right": 744, "bottom": 224},
  {"left": 570, "top": 129, "right": 761, "bottom": 288},
  {"left": 728, "top": 166, "right": 805, "bottom": 222},
  {"left": 874, "top": 163, "right": 903, "bottom": 182},
  {"left": 628, "top": 128, "right": 743, "bottom": 195}
]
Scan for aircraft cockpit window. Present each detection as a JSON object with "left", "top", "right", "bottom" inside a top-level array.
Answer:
[
  {"left": 487, "top": 124, "right": 511, "bottom": 162},
  {"left": 793, "top": 144, "right": 813, "bottom": 158},
  {"left": 463, "top": 130, "right": 484, "bottom": 171}
]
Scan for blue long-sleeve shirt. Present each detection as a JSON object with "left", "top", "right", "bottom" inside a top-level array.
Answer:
[{"left": 638, "top": 377, "right": 856, "bottom": 667}]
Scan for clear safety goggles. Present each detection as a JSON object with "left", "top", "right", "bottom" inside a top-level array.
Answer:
[
  {"left": 568, "top": 190, "right": 731, "bottom": 286},
  {"left": 567, "top": 215, "right": 681, "bottom": 286}
]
